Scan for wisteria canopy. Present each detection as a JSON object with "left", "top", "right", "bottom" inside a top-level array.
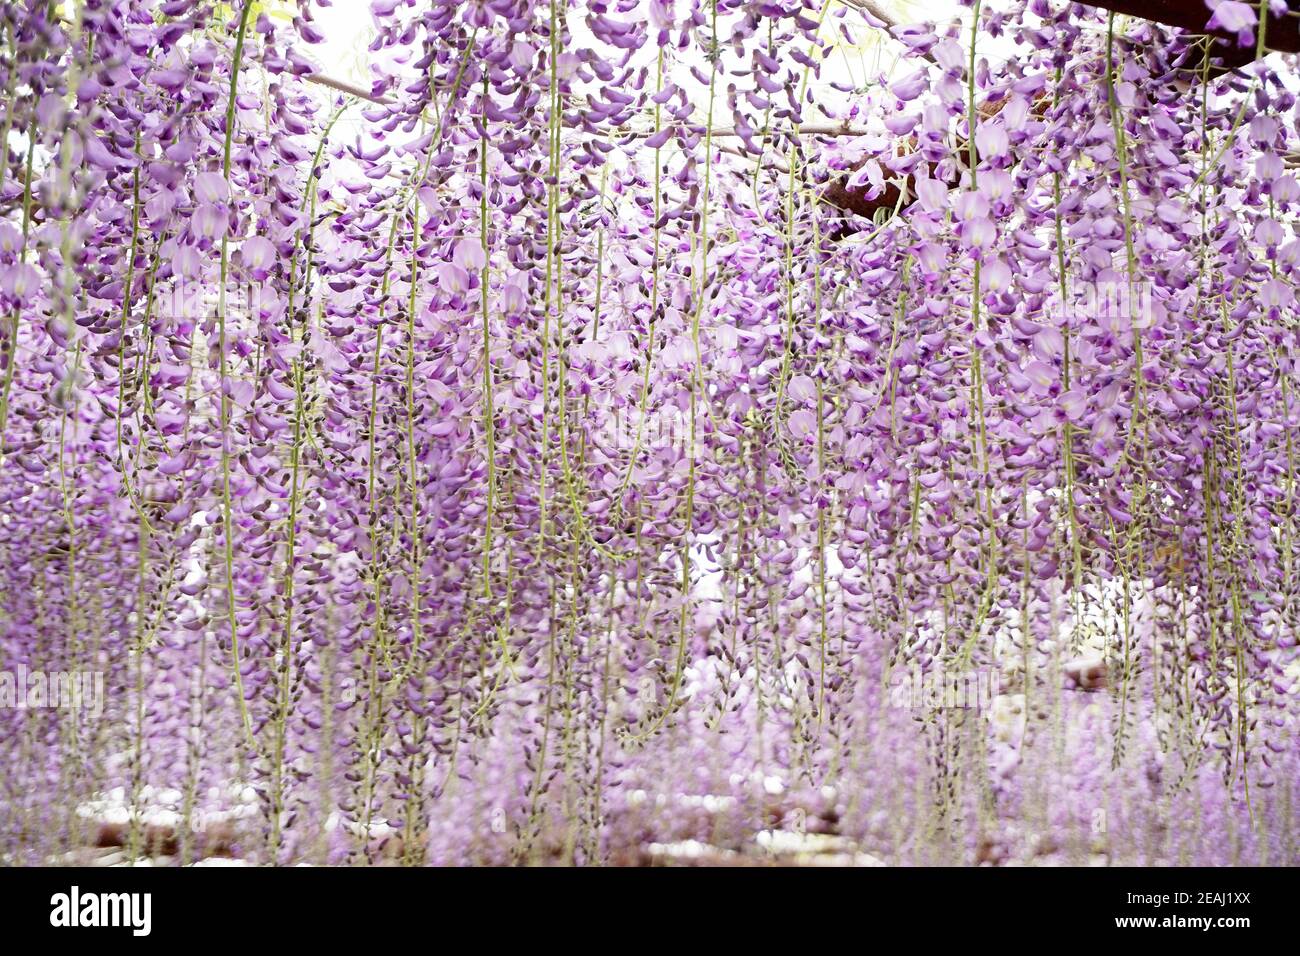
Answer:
[{"left": 1, "top": 0, "right": 1298, "bottom": 867}]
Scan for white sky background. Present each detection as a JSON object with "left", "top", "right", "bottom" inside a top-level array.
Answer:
[
  {"left": 300, "top": 1, "right": 1299, "bottom": 138},
  {"left": 308, "top": 0, "right": 969, "bottom": 82},
  {"left": 306, "top": 0, "right": 969, "bottom": 137}
]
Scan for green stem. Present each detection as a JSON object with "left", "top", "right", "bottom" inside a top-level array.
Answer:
[{"left": 216, "top": 0, "right": 257, "bottom": 754}]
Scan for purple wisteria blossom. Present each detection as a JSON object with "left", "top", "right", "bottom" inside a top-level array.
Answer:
[{"left": 0, "top": 0, "right": 1295, "bottom": 869}]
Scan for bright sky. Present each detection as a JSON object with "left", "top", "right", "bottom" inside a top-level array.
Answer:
[{"left": 307, "top": 0, "right": 969, "bottom": 134}]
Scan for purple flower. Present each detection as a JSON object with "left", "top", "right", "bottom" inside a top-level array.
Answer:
[
  {"left": 787, "top": 408, "right": 817, "bottom": 440},
  {"left": 1058, "top": 389, "right": 1086, "bottom": 421},
  {"left": 974, "top": 123, "right": 1009, "bottom": 161},
  {"left": 239, "top": 236, "right": 276, "bottom": 281},
  {"left": 914, "top": 177, "right": 947, "bottom": 213},
  {"left": 453, "top": 238, "right": 486, "bottom": 273},
  {"left": 194, "top": 171, "right": 230, "bottom": 205},
  {"left": 890, "top": 68, "right": 928, "bottom": 102},
  {"left": 1206, "top": 1, "right": 1258, "bottom": 46},
  {"left": 436, "top": 260, "right": 469, "bottom": 295},
  {"left": 499, "top": 277, "right": 527, "bottom": 314},
  {"left": 190, "top": 203, "right": 228, "bottom": 240},
  {"left": 0, "top": 263, "right": 40, "bottom": 302}
]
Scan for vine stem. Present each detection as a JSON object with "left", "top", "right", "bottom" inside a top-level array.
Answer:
[
  {"left": 269, "top": 100, "right": 350, "bottom": 862},
  {"left": 633, "top": 0, "right": 719, "bottom": 742},
  {"left": 616, "top": 46, "right": 665, "bottom": 501},
  {"left": 216, "top": 0, "right": 257, "bottom": 754},
  {"left": 958, "top": 0, "right": 998, "bottom": 666},
  {"left": 480, "top": 73, "right": 496, "bottom": 600}
]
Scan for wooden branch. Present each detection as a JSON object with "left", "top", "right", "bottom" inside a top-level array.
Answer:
[
  {"left": 824, "top": 176, "right": 903, "bottom": 223},
  {"left": 305, "top": 72, "right": 391, "bottom": 105}
]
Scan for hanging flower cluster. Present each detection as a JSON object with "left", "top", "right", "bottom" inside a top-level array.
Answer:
[{"left": 0, "top": 0, "right": 1296, "bottom": 866}]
